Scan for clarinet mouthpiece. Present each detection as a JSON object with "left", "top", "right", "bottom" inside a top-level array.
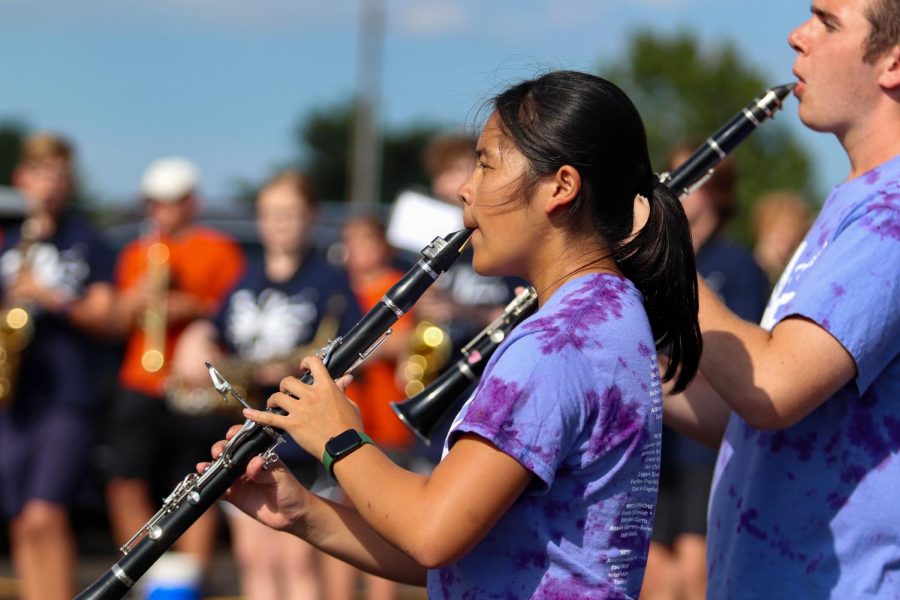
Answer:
[
  {"left": 770, "top": 83, "right": 797, "bottom": 102},
  {"left": 421, "top": 228, "right": 474, "bottom": 273}
]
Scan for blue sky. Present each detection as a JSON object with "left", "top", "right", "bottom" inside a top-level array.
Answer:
[{"left": 0, "top": 0, "right": 847, "bottom": 209}]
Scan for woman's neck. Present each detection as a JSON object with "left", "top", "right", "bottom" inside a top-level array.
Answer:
[{"left": 528, "top": 233, "right": 620, "bottom": 306}]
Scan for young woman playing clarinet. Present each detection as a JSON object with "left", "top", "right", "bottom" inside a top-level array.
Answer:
[{"left": 202, "top": 70, "right": 701, "bottom": 599}]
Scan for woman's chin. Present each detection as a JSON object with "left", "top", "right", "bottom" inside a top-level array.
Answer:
[{"left": 471, "top": 254, "right": 503, "bottom": 278}]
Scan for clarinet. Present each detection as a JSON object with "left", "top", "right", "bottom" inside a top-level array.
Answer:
[
  {"left": 75, "top": 228, "right": 472, "bottom": 600},
  {"left": 390, "top": 82, "right": 796, "bottom": 445},
  {"left": 659, "top": 83, "right": 796, "bottom": 195}
]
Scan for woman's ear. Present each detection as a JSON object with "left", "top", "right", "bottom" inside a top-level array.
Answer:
[{"left": 543, "top": 165, "right": 581, "bottom": 214}]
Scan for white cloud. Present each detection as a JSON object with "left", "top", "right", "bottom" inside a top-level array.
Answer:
[
  {"left": 392, "top": 1, "right": 468, "bottom": 36},
  {"left": 0, "top": 0, "right": 355, "bottom": 32}
]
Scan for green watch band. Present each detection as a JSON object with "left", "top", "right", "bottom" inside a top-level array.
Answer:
[{"left": 322, "top": 429, "right": 374, "bottom": 480}]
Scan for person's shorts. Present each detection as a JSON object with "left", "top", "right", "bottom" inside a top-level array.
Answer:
[
  {"left": 651, "top": 464, "right": 714, "bottom": 546},
  {"left": 0, "top": 404, "right": 96, "bottom": 519},
  {"left": 106, "top": 389, "right": 241, "bottom": 494}
]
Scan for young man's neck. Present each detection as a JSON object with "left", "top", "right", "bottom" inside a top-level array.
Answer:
[{"left": 841, "top": 104, "right": 900, "bottom": 179}]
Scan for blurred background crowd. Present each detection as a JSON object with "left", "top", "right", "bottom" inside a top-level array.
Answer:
[{"left": 0, "top": 1, "right": 826, "bottom": 599}]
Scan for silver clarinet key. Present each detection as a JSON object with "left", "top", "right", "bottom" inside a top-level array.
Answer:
[{"left": 206, "top": 361, "right": 253, "bottom": 410}]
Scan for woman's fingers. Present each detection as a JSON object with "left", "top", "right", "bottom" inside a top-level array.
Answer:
[
  {"left": 300, "top": 355, "right": 331, "bottom": 382},
  {"left": 243, "top": 406, "right": 285, "bottom": 428},
  {"left": 225, "top": 424, "right": 243, "bottom": 440},
  {"left": 335, "top": 373, "right": 354, "bottom": 392}
]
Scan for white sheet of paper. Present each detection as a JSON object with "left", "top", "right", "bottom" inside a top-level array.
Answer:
[{"left": 386, "top": 189, "right": 464, "bottom": 253}]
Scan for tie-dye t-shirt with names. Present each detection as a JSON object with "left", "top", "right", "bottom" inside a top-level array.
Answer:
[
  {"left": 427, "top": 273, "right": 663, "bottom": 600},
  {"left": 708, "top": 154, "right": 900, "bottom": 598}
]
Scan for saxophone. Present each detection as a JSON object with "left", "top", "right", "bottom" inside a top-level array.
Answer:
[
  {"left": 165, "top": 296, "right": 344, "bottom": 415},
  {"left": 0, "top": 217, "right": 44, "bottom": 406}
]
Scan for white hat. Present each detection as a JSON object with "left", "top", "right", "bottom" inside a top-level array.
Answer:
[{"left": 140, "top": 157, "right": 200, "bottom": 202}]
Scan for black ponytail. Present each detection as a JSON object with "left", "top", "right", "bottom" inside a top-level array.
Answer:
[
  {"left": 616, "top": 180, "right": 701, "bottom": 392},
  {"left": 492, "top": 70, "right": 701, "bottom": 392}
]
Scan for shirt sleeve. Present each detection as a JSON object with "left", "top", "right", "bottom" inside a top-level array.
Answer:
[
  {"left": 780, "top": 204, "right": 900, "bottom": 393},
  {"left": 448, "top": 331, "right": 590, "bottom": 492}
]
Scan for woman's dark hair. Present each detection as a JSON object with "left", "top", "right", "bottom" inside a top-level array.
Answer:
[{"left": 492, "top": 70, "right": 701, "bottom": 392}]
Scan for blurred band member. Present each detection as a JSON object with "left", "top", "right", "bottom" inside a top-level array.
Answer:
[
  {"left": 642, "top": 142, "right": 768, "bottom": 600},
  {"left": 751, "top": 190, "right": 813, "bottom": 284},
  {"left": 0, "top": 132, "right": 115, "bottom": 600},
  {"left": 173, "top": 170, "right": 362, "bottom": 600},
  {"left": 105, "top": 157, "right": 245, "bottom": 576},
  {"left": 318, "top": 214, "right": 415, "bottom": 600}
]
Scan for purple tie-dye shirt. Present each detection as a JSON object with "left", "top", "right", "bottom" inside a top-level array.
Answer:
[
  {"left": 708, "top": 154, "right": 900, "bottom": 598},
  {"left": 428, "top": 273, "right": 662, "bottom": 599}
]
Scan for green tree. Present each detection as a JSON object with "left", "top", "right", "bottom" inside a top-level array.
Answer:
[
  {"left": 0, "top": 120, "right": 28, "bottom": 186},
  {"left": 296, "top": 101, "right": 354, "bottom": 203},
  {"left": 602, "top": 30, "right": 814, "bottom": 243}
]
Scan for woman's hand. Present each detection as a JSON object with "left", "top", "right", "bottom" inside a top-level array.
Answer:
[
  {"left": 241, "top": 356, "right": 362, "bottom": 460},
  {"left": 197, "top": 425, "right": 310, "bottom": 532}
]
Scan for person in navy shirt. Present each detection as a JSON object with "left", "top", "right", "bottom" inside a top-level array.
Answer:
[
  {"left": 0, "top": 132, "right": 115, "bottom": 600},
  {"left": 174, "top": 169, "right": 362, "bottom": 600},
  {"left": 644, "top": 144, "right": 768, "bottom": 600}
]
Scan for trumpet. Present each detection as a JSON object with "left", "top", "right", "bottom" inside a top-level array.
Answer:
[
  {"left": 401, "top": 319, "right": 452, "bottom": 398},
  {"left": 140, "top": 237, "right": 170, "bottom": 374},
  {"left": 391, "top": 82, "right": 796, "bottom": 445}
]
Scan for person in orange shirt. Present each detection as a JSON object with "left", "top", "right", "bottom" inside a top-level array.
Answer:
[
  {"left": 105, "top": 157, "right": 245, "bottom": 580},
  {"left": 342, "top": 214, "right": 414, "bottom": 452},
  {"left": 318, "top": 214, "right": 415, "bottom": 600}
]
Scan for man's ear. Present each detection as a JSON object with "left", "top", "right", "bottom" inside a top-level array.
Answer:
[
  {"left": 877, "top": 45, "right": 900, "bottom": 90},
  {"left": 544, "top": 165, "right": 581, "bottom": 214}
]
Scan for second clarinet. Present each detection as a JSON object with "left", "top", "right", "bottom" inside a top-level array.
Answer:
[{"left": 392, "top": 82, "right": 795, "bottom": 444}]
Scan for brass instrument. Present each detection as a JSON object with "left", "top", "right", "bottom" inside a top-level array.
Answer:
[
  {"left": 140, "top": 239, "right": 170, "bottom": 373},
  {"left": 165, "top": 298, "right": 342, "bottom": 415},
  {"left": 393, "top": 287, "right": 538, "bottom": 443},
  {"left": 0, "top": 217, "right": 44, "bottom": 406},
  {"left": 402, "top": 319, "right": 452, "bottom": 397}
]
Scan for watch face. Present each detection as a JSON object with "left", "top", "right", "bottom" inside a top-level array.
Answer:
[{"left": 326, "top": 429, "right": 363, "bottom": 459}]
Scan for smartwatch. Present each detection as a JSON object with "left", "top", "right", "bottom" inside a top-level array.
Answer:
[{"left": 322, "top": 429, "right": 374, "bottom": 479}]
